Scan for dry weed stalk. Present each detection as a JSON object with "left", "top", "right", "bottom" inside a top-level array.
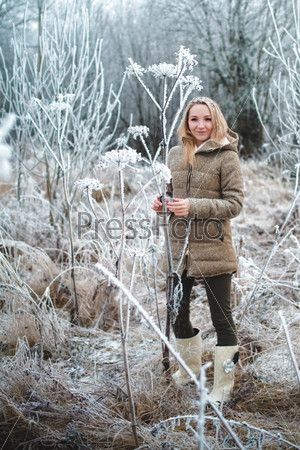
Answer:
[
  {"left": 279, "top": 311, "right": 300, "bottom": 387},
  {"left": 116, "top": 161, "right": 139, "bottom": 446}
]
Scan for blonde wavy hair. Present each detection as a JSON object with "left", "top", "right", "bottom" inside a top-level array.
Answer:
[{"left": 177, "top": 97, "right": 228, "bottom": 167}]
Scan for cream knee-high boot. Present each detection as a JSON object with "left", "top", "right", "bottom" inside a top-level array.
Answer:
[
  {"left": 209, "top": 345, "right": 239, "bottom": 404},
  {"left": 172, "top": 328, "right": 202, "bottom": 386}
]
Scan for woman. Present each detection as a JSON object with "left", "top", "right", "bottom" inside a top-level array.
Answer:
[{"left": 151, "top": 97, "right": 244, "bottom": 404}]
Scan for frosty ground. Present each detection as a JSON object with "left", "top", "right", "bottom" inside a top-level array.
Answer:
[{"left": 0, "top": 158, "right": 299, "bottom": 449}]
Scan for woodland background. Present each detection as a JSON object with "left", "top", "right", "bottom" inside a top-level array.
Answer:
[{"left": 0, "top": 0, "right": 299, "bottom": 449}]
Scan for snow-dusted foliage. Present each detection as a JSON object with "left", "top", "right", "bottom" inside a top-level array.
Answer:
[
  {"left": 0, "top": 2, "right": 124, "bottom": 201},
  {"left": 253, "top": 0, "right": 300, "bottom": 168}
]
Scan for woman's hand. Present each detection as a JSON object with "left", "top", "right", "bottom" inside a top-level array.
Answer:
[
  {"left": 167, "top": 198, "right": 190, "bottom": 216},
  {"left": 151, "top": 194, "right": 163, "bottom": 212}
]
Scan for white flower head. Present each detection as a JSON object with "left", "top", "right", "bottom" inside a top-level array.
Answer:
[
  {"left": 125, "top": 62, "right": 145, "bottom": 77},
  {"left": 147, "top": 63, "right": 177, "bottom": 79},
  {"left": 181, "top": 75, "right": 203, "bottom": 91},
  {"left": 116, "top": 134, "right": 128, "bottom": 147},
  {"left": 177, "top": 46, "right": 198, "bottom": 71},
  {"left": 128, "top": 125, "right": 149, "bottom": 140},
  {"left": 75, "top": 178, "right": 103, "bottom": 194},
  {"left": 153, "top": 161, "right": 172, "bottom": 184},
  {"left": 98, "top": 149, "right": 142, "bottom": 170}
]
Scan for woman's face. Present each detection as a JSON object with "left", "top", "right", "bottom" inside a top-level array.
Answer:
[{"left": 188, "top": 104, "right": 213, "bottom": 146}]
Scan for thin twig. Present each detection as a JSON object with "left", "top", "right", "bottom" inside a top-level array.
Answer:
[{"left": 279, "top": 311, "right": 300, "bottom": 387}]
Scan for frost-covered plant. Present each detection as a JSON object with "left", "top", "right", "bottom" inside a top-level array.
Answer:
[
  {"left": 0, "top": 2, "right": 124, "bottom": 206},
  {"left": 125, "top": 62, "right": 146, "bottom": 77},
  {"left": 98, "top": 148, "right": 142, "bottom": 170},
  {"left": 77, "top": 146, "right": 152, "bottom": 446},
  {"left": 176, "top": 45, "right": 198, "bottom": 71},
  {"left": 127, "top": 46, "right": 202, "bottom": 372},
  {"left": 0, "top": 3, "right": 126, "bottom": 323},
  {"left": 148, "top": 63, "right": 177, "bottom": 78},
  {"left": 76, "top": 46, "right": 203, "bottom": 443},
  {"left": 152, "top": 161, "right": 171, "bottom": 184},
  {"left": 253, "top": 0, "right": 300, "bottom": 169},
  {"left": 95, "top": 263, "right": 246, "bottom": 450},
  {"left": 242, "top": 0, "right": 300, "bottom": 330},
  {"left": 75, "top": 178, "right": 104, "bottom": 194},
  {"left": 128, "top": 125, "right": 150, "bottom": 139}
]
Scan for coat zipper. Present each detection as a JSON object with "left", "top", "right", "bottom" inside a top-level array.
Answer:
[{"left": 185, "top": 164, "right": 192, "bottom": 272}]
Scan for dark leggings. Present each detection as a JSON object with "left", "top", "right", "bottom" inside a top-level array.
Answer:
[{"left": 172, "top": 272, "right": 237, "bottom": 346}]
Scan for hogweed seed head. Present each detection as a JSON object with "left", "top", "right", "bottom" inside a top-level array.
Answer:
[
  {"left": 75, "top": 178, "right": 103, "bottom": 194},
  {"left": 98, "top": 148, "right": 142, "bottom": 170},
  {"left": 116, "top": 135, "right": 128, "bottom": 147},
  {"left": 147, "top": 63, "right": 177, "bottom": 79},
  {"left": 181, "top": 75, "right": 203, "bottom": 91},
  {"left": 125, "top": 62, "right": 145, "bottom": 77},
  {"left": 128, "top": 126, "right": 149, "bottom": 139},
  {"left": 177, "top": 46, "right": 198, "bottom": 71}
]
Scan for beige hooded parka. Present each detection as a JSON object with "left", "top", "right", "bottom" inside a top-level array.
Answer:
[{"left": 162, "top": 129, "right": 244, "bottom": 278}]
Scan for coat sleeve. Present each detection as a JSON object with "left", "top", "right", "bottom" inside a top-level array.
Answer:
[{"left": 188, "top": 151, "right": 244, "bottom": 220}]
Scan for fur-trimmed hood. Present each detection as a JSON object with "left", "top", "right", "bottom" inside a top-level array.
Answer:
[{"left": 195, "top": 129, "right": 239, "bottom": 154}]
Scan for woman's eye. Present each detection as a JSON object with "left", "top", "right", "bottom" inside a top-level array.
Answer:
[{"left": 206, "top": 118, "right": 212, "bottom": 121}]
